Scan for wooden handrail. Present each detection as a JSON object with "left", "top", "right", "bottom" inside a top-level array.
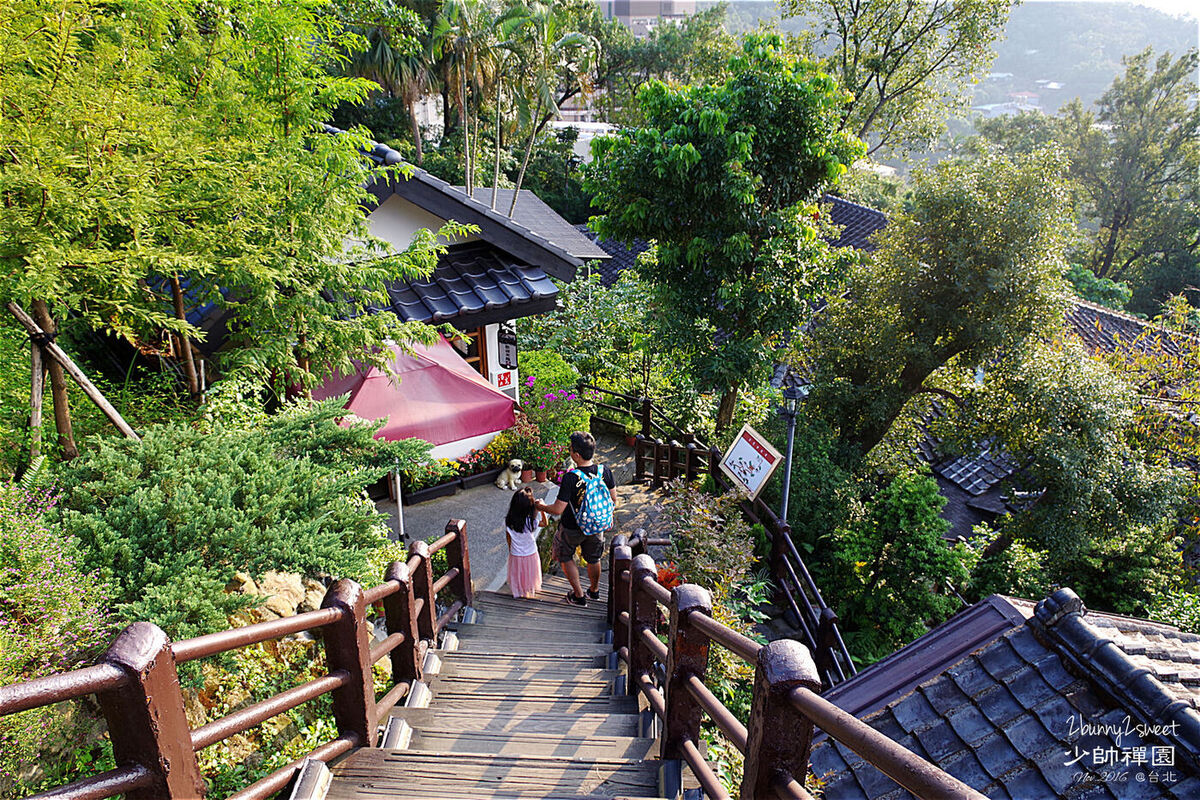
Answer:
[
  {"left": 0, "top": 519, "right": 475, "bottom": 799},
  {"left": 608, "top": 546, "right": 990, "bottom": 800}
]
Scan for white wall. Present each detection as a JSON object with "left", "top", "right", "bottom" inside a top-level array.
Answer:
[{"left": 367, "top": 194, "right": 479, "bottom": 251}]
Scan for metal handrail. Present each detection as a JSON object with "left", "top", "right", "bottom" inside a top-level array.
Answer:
[
  {"left": 0, "top": 664, "right": 127, "bottom": 716},
  {"left": 191, "top": 672, "right": 351, "bottom": 751},
  {"left": 173, "top": 606, "right": 344, "bottom": 663},
  {"left": 25, "top": 765, "right": 153, "bottom": 800}
]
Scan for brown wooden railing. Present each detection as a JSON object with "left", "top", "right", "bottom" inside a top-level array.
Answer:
[
  {"left": 627, "top": 425, "right": 856, "bottom": 686},
  {"left": 0, "top": 520, "right": 473, "bottom": 800},
  {"left": 607, "top": 533, "right": 988, "bottom": 800},
  {"left": 578, "top": 382, "right": 692, "bottom": 442}
]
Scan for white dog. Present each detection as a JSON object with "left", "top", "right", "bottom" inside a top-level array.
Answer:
[{"left": 495, "top": 459, "right": 524, "bottom": 490}]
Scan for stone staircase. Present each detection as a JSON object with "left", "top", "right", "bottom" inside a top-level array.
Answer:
[{"left": 325, "top": 575, "right": 666, "bottom": 800}]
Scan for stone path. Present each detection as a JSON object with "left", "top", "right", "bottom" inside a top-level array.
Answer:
[{"left": 375, "top": 433, "right": 637, "bottom": 595}]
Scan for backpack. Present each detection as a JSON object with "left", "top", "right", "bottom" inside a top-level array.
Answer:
[{"left": 571, "top": 466, "right": 614, "bottom": 537}]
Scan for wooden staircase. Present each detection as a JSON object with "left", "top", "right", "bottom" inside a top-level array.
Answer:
[{"left": 325, "top": 575, "right": 666, "bottom": 800}]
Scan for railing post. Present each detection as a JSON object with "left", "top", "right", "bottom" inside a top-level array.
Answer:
[
  {"left": 443, "top": 519, "right": 473, "bottom": 607},
  {"left": 685, "top": 441, "right": 698, "bottom": 482},
  {"left": 816, "top": 607, "right": 840, "bottom": 682},
  {"left": 628, "top": 554, "right": 658, "bottom": 695},
  {"left": 663, "top": 584, "right": 712, "bottom": 760},
  {"left": 609, "top": 533, "right": 629, "bottom": 627},
  {"left": 612, "top": 543, "right": 633, "bottom": 646},
  {"left": 667, "top": 440, "right": 680, "bottom": 481},
  {"left": 652, "top": 440, "right": 663, "bottom": 489},
  {"left": 635, "top": 434, "right": 646, "bottom": 484},
  {"left": 409, "top": 540, "right": 438, "bottom": 642},
  {"left": 98, "top": 622, "right": 205, "bottom": 799},
  {"left": 640, "top": 396, "right": 652, "bottom": 438},
  {"left": 383, "top": 560, "right": 421, "bottom": 684},
  {"left": 741, "top": 639, "right": 821, "bottom": 798},
  {"left": 321, "top": 579, "right": 376, "bottom": 747},
  {"left": 709, "top": 445, "right": 721, "bottom": 481}
]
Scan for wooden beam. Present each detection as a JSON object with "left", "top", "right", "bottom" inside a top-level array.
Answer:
[
  {"left": 30, "top": 342, "right": 44, "bottom": 461},
  {"left": 8, "top": 302, "right": 140, "bottom": 441}
]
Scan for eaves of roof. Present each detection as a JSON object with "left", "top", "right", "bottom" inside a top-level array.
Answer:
[{"left": 323, "top": 125, "right": 583, "bottom": 282}]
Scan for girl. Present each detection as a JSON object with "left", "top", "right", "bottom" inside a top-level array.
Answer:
[{"left": 505, "top": 487, "right": 543, "bottom": 599}]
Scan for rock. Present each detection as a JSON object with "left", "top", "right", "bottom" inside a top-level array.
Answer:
[
  {"left": 256, "top": 570, "right": 305, "bottom": 618},
  {"left": 298, "top": 578, "right": 327, "bottom": 613},
  {"left": 225, "top": 571, "right": 258, "bottom": 595}
]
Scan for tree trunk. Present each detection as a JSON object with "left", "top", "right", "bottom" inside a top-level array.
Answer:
[
  {"left": 30, "top": 342, "right": 44, "bottom": 462},
  {"left": 31, "top": 299, "right": 78, "bottom": 459},
  {"left": 408, "top": 99, "right": 424, "bottom": 165},
  {"left": 169, "top": 274, "right": 200, "bottom": 397},
  {"left": 492, "top": 75, "right": 503, "bottom": 209},
  {"left": 715, "top": 383, "right": 739, "bottom": 433},
  {"left": 462, "top": 81, "right": 472, "bottom": 193},
  {"left": 509, "top": 97, "right": 544, "bottom": 217}
]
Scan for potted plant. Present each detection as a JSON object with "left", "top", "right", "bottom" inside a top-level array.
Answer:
[
  {"left": 623, "top": 417, "right": 642, "bottom": 448},
  {"left": 400, "top": 458, "right": 462, "bottom": 504}
]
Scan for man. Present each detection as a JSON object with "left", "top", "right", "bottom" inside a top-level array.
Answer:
[{"left": 535, "top": 431, "right": 616, "bottom": 606}]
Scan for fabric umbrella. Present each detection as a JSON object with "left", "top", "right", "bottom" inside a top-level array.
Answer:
[{"left": 313, "top": 336, "right": 515, "bottom": 445}]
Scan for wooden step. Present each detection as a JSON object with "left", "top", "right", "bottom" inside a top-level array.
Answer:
[
  {"left": 407, "top": 729, "right": 656, "bottom": 759},
  {"left": 453, "top": 641, "right": 615, "bottom": 658},
  {"left": 328, "top": 749, "right": 660, "bottom": 799},
  {"left": 429, "top": 676, "right": 615, "bottom": 698},
  {"left": 388, "top": 708, "right": 641, "bottom": 737},
  {"left": 436, "top": 663, "right": 617, "bottom": 681},
  {"left": 469, "top": 603, "right": 610, "bottom": 626},
  {"left": 423, "top": 693, "right": 637, "bottom": 715},
  {"left": 439, "top": 651, "right": 607, "bottom": 669},
  {"left": 453, "top": 624, "right": 607, "bottom": 644}
]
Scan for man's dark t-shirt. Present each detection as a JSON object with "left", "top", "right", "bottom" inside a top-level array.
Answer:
[{"left": 557, "top": 464, "right": 615, "bottom": 531}]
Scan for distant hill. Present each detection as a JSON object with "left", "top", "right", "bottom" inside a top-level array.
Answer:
[{"left": 712, "top": 1, "right": 1197, "bottom": 114}]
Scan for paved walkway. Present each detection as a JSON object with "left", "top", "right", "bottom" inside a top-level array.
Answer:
[{"left": 375, "top": 433, "right": 635, "bottom": 595}]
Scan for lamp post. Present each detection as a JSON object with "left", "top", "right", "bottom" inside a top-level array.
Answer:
[{"left": 779, "top": 385, "right": 806, "bottom": 523}]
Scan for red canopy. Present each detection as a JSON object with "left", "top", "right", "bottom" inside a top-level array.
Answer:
[{"left": 313, "top": 336, "right": 515, "bottom": 445}]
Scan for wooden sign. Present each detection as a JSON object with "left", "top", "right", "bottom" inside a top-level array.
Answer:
[{"left": 718, "top": 423, "right": 783, "bottom": 500}]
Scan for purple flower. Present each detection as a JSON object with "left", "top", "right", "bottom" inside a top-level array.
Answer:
[
  {"left": 544, "top": 393, "right": 555, "bottom": 400},
  {"left": 525, "top": 375, "right": 536, "bottom": 387}
]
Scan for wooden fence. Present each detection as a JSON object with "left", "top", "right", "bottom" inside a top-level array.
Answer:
[
  {"left": 608, "top": 532, "right": 988, "bottom": 800},
  {"left": 0, "top": 521, "right": 473, "bottom": 800}
]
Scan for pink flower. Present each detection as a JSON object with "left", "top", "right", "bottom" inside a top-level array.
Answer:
[{"left": 525, "top": 375, "right": 536, "bottom": 387}]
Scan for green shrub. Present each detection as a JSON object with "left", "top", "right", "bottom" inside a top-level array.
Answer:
[
  {"left": 53, "top": 403, "right": 406, "bottom": 645},
  {"left": 661, "top": 479, "right": 754, "bottom": 603},
  {"left": 0, "top": 485, "right": 113, "bottom": 795},
  {"left": 518, "top": 349, "right": 579, "bottom": 395},
  {"left": 819, "top": 469, "right": 972, "bottom": 662}
]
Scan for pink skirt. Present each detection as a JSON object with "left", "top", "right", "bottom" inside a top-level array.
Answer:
[{"left": 508, "top": 552, "right": 543, "bottom": 599}]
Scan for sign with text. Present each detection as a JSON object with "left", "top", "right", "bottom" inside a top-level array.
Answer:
[
  {"left": 718, "top": 424, "right": 783, "bottom": 500},
  {"left": 497, "top": 322, "right": 518, "bottom": 370}
]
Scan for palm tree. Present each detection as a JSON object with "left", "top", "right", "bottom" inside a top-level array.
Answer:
[
  {"left": 434, "top": 0, "right": 499, "bottom": 192},
  {"left": 504, "top": 1, "right": 595, "bottom": 216}
]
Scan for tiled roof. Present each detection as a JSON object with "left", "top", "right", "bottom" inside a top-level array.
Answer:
[
  {"left": 458, "top": 188, "right": 610, "bottom": 262},
  {"left": 324, "top": 124, "right": 583, "bottom": 281},
  {"left": 572, "top": 225, "right": 650, "bottom": 286},
  {"left": 1067, "top": 301, "right": 1192, "bottom": 359},
  {"left": 371, "top": 242, "right": 558, "bottom": 328},
  {"left": 934, "top": 447, "right": 1020, "bottom": 497},
  {"left": 811, "top": 589, "right": 1200, "bottom": 799},
  {"left": 823, "top": 195, "right": 888, "bottom": 251}
]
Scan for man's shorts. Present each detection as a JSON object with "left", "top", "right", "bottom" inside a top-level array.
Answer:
[{"left": 553, "top": 525, "right": 604, "bottom": 565}]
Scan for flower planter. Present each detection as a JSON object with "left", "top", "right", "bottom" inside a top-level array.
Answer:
[
  {"left": 535, "top": 470, "right": 548, "bottom": 482},
  {"left": 624, "top": 434, "right": 637, "bottom": 448},
  {"left": 461, "top": 466, "right": 505, "bottom": 489},
  {"left": 402, "top": 478, "right": 462, "bottom": 506},
  {"left": 521, "top": 469, "right": 534, "bottom": 483}
]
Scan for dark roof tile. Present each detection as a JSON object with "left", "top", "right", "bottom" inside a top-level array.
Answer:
[
  {"left": 922, "top": 675, "right": 973, "bottom": 716},
  {"left": 977, "top": 638, "right": 1030, "bottom": 683},
  {"left": 1000, "top": 766, "right": 1060, "bottom": 799},
  {"left": 824, "top": 195, "right": 889, "bottom": 251},
  {"left": 949, "top": 659, "right": 1002, "bottom": 699},
  {"left": 891, "top": 691, "right": 939, "bottom": 733},
  {"left": 383, "top": 242, "right": 559, "bottom": 327},
  {"left": 939, "top": 749, "right": 994, "bottom": 793},
  {"left": 975, "top": 684, "right": 1026, "bottom": 728},
  {"left": 945, "top": 704, "right": 994, "bottom": 747},
  {"left": 1005, "top": 670, "right": 1059, "bottom": 712},
  {"left": 913, "top": 719, "right": 968, "bottom": 761},
  {"left": 973, "top": 731, "right": 1026, "bottom": 780}
]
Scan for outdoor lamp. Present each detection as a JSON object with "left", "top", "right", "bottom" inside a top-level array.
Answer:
[{"left": 779, "top": 385, "right": 807, "bottom": 522}]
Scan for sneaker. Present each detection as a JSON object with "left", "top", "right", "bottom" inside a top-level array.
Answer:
[
  {"left": 565, "top": 591, "right": 587, "bottom": 607},
  {"left": 586, "top": 589, "right": 601, "bottom": 601}
]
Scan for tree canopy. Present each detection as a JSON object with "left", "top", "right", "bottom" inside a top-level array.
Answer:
[
  {"left": 780, "top": 0, "right": 1015, "bottom": 155},
  {"left": 586, "top": 34, "right": 864, "bottom": 430}
]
